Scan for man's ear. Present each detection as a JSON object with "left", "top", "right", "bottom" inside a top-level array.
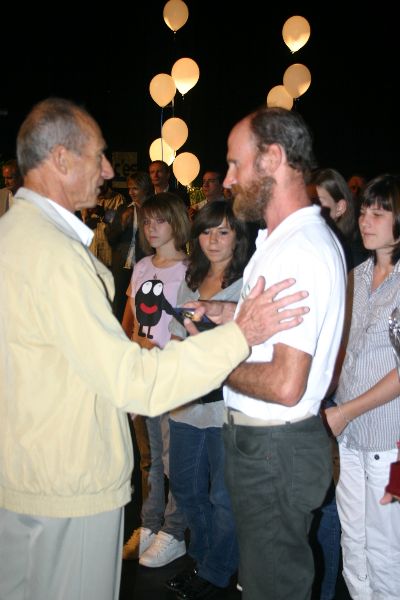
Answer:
[
  {"left": 258, "top": 143, "right": 282, "bottom": 173},
  {"left": 49, "top": 145, "right": 70, "bottom": 175}
]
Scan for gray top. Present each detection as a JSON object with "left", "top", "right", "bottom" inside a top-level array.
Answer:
[
  {"left": 169, "top": 278, "right": 243, "bottom": 428},
  {"left": 337, "top": 257, "right": 400, "bottom": 451}
]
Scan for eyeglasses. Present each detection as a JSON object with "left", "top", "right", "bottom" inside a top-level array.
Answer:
[{"left": 202, "top": 178, "right": 219, "bottom": 185}]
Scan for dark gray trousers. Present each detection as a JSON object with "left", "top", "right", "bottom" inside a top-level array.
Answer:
[{"left": 223, "top": 415, "right": 332, "bottom": 600}]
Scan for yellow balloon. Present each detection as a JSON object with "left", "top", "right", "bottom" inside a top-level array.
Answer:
[
  {"left": 173, "top": 152, "right": 200, "bottom": 186},
  {"left": 163, "top": 0, "right": 189, "bottom": 33},
  {"left": 171, "top": 58, "right": 200, "bottom": 96},
  {"left": 266, "top": 85, "right": 294, "bottom": 110},
  {"left": 149, "top": 73, "right": 176, "bottom": 108},
  {"left": 149, "top": 138, "right": 175, "bottom": 166},
  {"left": 162, "top": 117, "right": 189, "bottom": 151},
  {"left": 283, "top": 64, "right": 311, "bottom": 99},
  {"left": 282, "top": 16, "right": 311, "bottom": 53}
]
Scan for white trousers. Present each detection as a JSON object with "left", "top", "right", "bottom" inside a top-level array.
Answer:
[
  {"left": 0, "top": 507, "right": 124, "bottom": 600},
  {"left": 336, "top": 445, "right": 400, "bottom": 600}
]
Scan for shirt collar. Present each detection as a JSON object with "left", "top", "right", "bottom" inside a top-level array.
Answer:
[
  {"left": 47, "top": 199, "right": 94, "bottom": 246},
  {"left": 16, "top": 187, "right": 94, "bottom": 247}
]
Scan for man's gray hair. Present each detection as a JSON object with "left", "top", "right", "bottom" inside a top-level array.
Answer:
[{"left": 17, "top": 97, "right": 94, "bottom": 176}]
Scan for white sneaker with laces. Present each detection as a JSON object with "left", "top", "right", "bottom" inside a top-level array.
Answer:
[
  {"left": 138, "top": 531, "right": 186, "bottom": 568},
  {"left": 122, "top": 527, "right": 155, "bottom": 560}
]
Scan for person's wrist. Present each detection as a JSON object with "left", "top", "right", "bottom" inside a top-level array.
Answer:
[{"left": 337, "top": 403, "right": 351, "bottom": 425}]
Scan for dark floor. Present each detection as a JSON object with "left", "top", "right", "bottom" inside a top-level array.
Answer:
[
  {"left": 119, "top": 495, "right": 242, "bottom": 600},
  {"left": 119, "top": 422, "right": 351, "bottom": 600},
  {"left": 119, "top": 495, "right": 351, "bottom": 600}
]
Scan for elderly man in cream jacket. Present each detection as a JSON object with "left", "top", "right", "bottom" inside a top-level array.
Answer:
[{"left": 0, "top": 97, "right": 308, "bottom": 600}]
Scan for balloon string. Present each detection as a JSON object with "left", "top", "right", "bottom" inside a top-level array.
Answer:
[{"left": 160, "top": 107, "right": 164, "bottom": 162}]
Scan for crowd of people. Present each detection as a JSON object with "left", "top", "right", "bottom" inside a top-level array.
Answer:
[{"left": 0, "top": 98, "right": 399, "bottom": 600}]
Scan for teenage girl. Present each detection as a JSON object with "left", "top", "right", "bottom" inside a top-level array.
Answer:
[
  {"left": 167, "top": 200, "right": 249, "bottom": 597},
  {"left": 122, "top": 192, "right": 191, "bottom": 568},
  {"left": 326, "top": 174, "right": 400, "bottom": 599}
]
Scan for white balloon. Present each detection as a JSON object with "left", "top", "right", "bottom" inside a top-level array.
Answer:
[
  {"left": 266, "top": 85, "right": 294, "bottom": 110},
  {"left": 282, "top": 16, "right": 311, "bottom": 53},
  {"left": 163, "top": 0, "right": 189, "bottom": 33},
  {"left": 149, "top": 73, "right": 176, "bottom": 108},
  {"left": 162, "top": 117, "right": 188, "bottom": 151},
  {"left": 173, "top": 152, "right": 200, "bottom": 186},
  {"left": 283, "top": 64, "right": 311, "bottom": 98},
  {"left": 171, "top": 58, "right": 200, "bottom": 96},
  {"left": 149, "top": 138, "right": 175, "bottom": 166}
]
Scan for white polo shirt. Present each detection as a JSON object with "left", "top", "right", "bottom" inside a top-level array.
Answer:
[{"left": 224, "top": 205, "right": 346, "bottom": 420}]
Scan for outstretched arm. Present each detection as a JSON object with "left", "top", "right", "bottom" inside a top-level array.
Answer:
[{"left": 183, "top": 276, "right": 309, "bottom": 347}]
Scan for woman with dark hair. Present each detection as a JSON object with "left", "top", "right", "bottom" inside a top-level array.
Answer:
[
  {"left": 309, "top": 167, "right": 367, "bottom": 269},
  {"left": 185, "top": 200, "right": 248, "bottom": 291},
  {"left": 166, "top": 200, "right": 248, "bottom": 599},
  {"left": 307, "top": 167, "right": 357, "bottom": 600},
  {"left": 309, "top": 168, "right": 355, "bottom": 236},
  {"left": 326, "top": 174, "right": 400, "bottom": 599}
]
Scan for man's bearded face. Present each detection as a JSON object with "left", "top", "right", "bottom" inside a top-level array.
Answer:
[{"left": 232, "top": 170, "right": 275, "bottom": 222}]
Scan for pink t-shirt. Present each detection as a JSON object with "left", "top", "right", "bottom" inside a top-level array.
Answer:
[{"left": 129, "top": 255, "right": 187, "bottom": 349}]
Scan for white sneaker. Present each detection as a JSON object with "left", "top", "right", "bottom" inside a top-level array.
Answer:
[
  {"left": 236, "top": 581, "right": 243, "bottom": 592},
  {"left": 139, "top": 531, "right": 186, "bottom": 568},
  {"left": 122, "top": 527, "right": 155, "bottom": 560}
]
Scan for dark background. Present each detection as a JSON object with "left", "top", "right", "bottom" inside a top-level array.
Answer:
[{"left": 1, "top": 2, "right": 398, "bottom": 182}]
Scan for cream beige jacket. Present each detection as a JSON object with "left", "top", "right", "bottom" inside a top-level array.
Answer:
[{"left": 0, "top": 189, "right": 248, "bottom": 518}]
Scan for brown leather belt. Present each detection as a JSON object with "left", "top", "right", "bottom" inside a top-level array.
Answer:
[{"left": 224, "top": 407, "right": 313, "bottom": 427}]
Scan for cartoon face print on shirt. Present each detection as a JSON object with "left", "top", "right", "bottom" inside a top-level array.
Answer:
[{"left": 135, "top": 279, "right": 174, "bottom": 339}]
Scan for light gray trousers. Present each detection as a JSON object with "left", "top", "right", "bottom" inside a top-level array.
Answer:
[{"left": 0, "top": 506, "right": 124, "bottom": 600}]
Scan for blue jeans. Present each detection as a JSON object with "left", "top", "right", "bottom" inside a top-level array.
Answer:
[
  {"left": 316, "top": 485, "right": 341, "bottom": 600},
  {"left": 169, "top": 420, "right": 239, "bottom": 588},
  {"left": 315, "top": 398, "right": 341, "bottom": 600},
  {"left": 135, "top": 414, "right": 186, "bottom": 540}
]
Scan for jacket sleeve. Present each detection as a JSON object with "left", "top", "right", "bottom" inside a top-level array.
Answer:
[{"left": 43, "top": 241, "right": 249, "bottom": 417}]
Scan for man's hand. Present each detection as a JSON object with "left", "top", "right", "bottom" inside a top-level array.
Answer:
[
  {"left": 183, "top": 277, "right": 309, "bottom": 345},
  {"left": 181, "top": 300, "right": 236, "bottom": 326},
  {"left": 234, "top": 277, "right": 308, "bottom": 347}
]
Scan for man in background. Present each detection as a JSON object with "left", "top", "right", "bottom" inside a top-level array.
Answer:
[
  {"left": 189, "top": 169, "right": 226, "bottom": 218},
  {"left": 0, "top": 158, "right": 22, "bottom": 216},
  {"left": 149, "top": 159, "right": 190, "bottom": 208},
  {"left": 149, "top": 159, "right": 171, "bottom": 194}
]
